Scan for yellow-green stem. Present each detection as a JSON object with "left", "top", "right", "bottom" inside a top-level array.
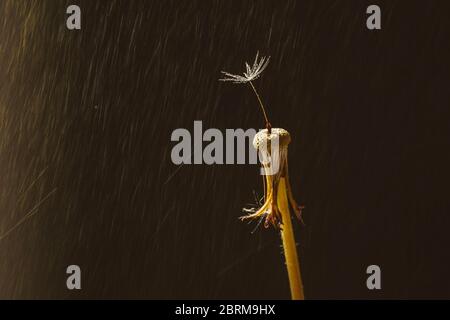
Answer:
[{"left": 277, "top": 178, "right": 304, "bottom": 300}]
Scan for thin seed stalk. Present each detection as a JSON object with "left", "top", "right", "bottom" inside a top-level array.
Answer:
[
  {"left": 277, "top": 177, "right": 304, "bottom": 300},
  {"left": 248, "top": 81, "right": 271, "bottom": 131}
]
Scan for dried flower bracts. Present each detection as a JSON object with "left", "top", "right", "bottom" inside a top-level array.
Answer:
[{"left": 241, "top": 128, "right": 303, "bottom": 229}]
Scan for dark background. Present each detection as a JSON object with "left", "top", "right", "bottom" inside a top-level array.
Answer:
[{"left": 0, "top": 0, "right": 449, "bottom": 299}]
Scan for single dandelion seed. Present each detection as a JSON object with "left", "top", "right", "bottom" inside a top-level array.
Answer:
[
  {"left": 219, "top": 52, "right": 272, "bottom": 132},
  {"left": 220, "top": 52, "right": 305, "bottom": 300}
]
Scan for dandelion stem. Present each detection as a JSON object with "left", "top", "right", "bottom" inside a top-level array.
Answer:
[
  {"left": 277, "top": 177, "right": 304, "bottom": 300},
  {"left": 248, "top": 81, "right": 271, "bottom": 132}
]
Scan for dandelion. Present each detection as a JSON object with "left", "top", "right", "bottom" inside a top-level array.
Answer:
[{"left": 220, "top": 52, "right": 305, "bottom": 299}]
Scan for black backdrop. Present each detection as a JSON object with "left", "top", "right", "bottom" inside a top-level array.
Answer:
[{"left": 0, "top": 0, "right": 449, "bottom": 299}]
